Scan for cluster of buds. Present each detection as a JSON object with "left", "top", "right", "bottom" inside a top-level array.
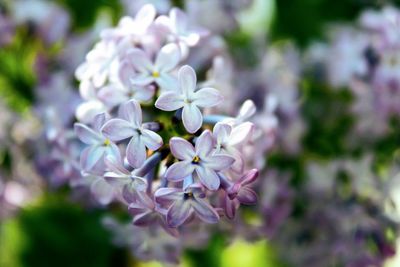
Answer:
[{"left": 73, "top": 4, "right": 258, "bottom": 231}]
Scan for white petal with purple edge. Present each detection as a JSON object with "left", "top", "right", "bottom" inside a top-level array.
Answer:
[
  {"left": 229, "top": 122, "right": 254, "bottom": 146},
  {"left": 155, "top": 92, "right": 184, "bottom": 111},
  {"left": 182, "top": 103, "right": 202, "bottom": 133},
  {"left": 194, "top": 165, "right": 220, "bottom": 190},
  {"left": 102, "top": 119, "right": 136, "bottom": 141},
  {"left": 169, "top": 137, "right": 195, "bottom": 160},
  {"left": 167, "top": 200, "right": 192, "bottom": 228},
  {"left": 141, "top": 129, "right": 163, "bottom": 151},
  {"left": 205, "top": 155, "right": 235, "bottom": 171},
  {"left": 126, "top": 136, "right": 146, "bottom": 168},
  {"left": 192, "top": 87, "right": 223, "bottom": 108},
  {"left": 192, "top": 198, "right": 220, "bottom": 223},
  {"left": 118, "top": 100, "right": 142, "bottom": 127},
  {"left": 74, "top": 123, "right": 103, "bottom": 145},
  {"left": 80, "top": 146, "right": 105, "bottom": 171},
  {"left": 165, "top": 161, "right": 194, "bottom": 181},
  {"left": 178, "top": 65, "right": 196, "bottom": 97},
  {"left": 155, "top": 43, "right": 180, "bottom": 72},
  {"left": 128, "top": 48, "right": 153, "bottom": 73},
  {"left": 156, "top": 74, "right": 178, "bottom": 92},
  {"left": 195, "top": 130, "right": 214, "bottom": 158}
]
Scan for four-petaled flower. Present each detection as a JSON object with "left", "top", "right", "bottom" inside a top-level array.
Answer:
[
  {"left": 165, "top": 130, "right": 234, "bottom": 190},
  {"left": 74, "top": 113, "right": 120, "bottom": 171},
  {"left": 103, "top": 156, "right": 148, "bottom": 203},
  {"left": 155, "top": 183, "right": 219, "bottom": 228},
  {"left": 212, "top": 122, "right": 254, "bottom": 173},
  {"left": 129, "top": 43, "right": 180, "bottom": 91},
  {"left": 102, "top": 100, "right": 163, "bottom": 168},
  {"left": 155, "top": 8, "right": 208, "bottom": 57},
  {"left": 155, "top": 65, "right": 223, "bottom": 133}
]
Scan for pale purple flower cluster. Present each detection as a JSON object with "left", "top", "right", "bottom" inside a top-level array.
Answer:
[
  {"left": 307, "top": 6, "right": 400, "bottom": 138},
  {"left": 73, "top": 4, "right": 259, "bottom": 246}
]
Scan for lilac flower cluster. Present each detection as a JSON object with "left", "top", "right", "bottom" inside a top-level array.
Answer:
[
  {"left": 73, "top": 4, "right": 259, "bottom": 236},
  {"left": 308, "top": 6, "right": 400, "bottom": 138}
]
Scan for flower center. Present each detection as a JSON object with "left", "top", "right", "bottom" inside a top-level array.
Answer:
[
  {"left": 183, "top": 192, "right": 194, "bottom": 200},
  {"left": 152, "top": 71, "right": 160, "bottom": 78},
  {"left": 103, "top": 138, "right": 111, "bottom": 146},
  {"left": 192, "top": 156, "right": 200, "bottom": 164}
]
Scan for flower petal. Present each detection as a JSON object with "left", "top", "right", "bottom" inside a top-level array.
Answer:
[
  {"left": 165, "top": 161, "right": 194, "bottom": 182},
  {"left": 182, "top": 103, "right": 202, "bottom": 133},
  {"left": 118, "top": 100, "right": 142, "bottom": 127},
  {"left": 239, "top": 169, "right": 259, "bottom": 186},
  {"left": 192, "top": 87, "right": 223, "bottom": 108},
  {"left": 155, "top": 91, "right": 184, "bottom": 111},
  {"left": 167, "top": 199, "right": 192, "bottom": 228},
  {"left": 98, "top": 85, "right": 127, "bottom": 108},
  {"left": 223, "top": 195, "right": 239, "bottom": 220},
  {"left": 178, "top": 65, "right": 196, "bottom": 97},
  {"left": 141, "top": 129, "right": 163, "bottom": 151},
  {"left": 126, "top": 136, "right": 146, "bottom": 168},
  {"left": 154, "top": 187, "right": 182, "bottom": 205},
  {"left": 194, "top": 165, "right": 220, "bottom": 190},
  {"left": 130, "top": 73, "right": 154, "bottom": 86},
  {"left": 132, "top": 210, "right": 155, "bottom": 226},
  {"left": 91, "top": 177, "right": 114, "bottom": 205},
  {"left": 74, "top": 123, "right": 103, "bottom": 145},
  {"left": 229, "top": 122, "right": 254, "bottom": 146},
  {"left": 132, "top": 85, "right": 155, "bottom": 102},
  {"left": 127, "top": 48, "right": 153, "bottom": 73},
  {"left": 134, "top": 4, "right": 156, "bottom": 29},
  {"left": 195, "top": 130, "right": 214, "bottom": 158},
  {"left": 104, "top": 155, "right": 130, "bottom": 175},
  {"left": 192, "top": 198, "right": 220, "bottom": 224},
  {"left": 169, "top": 137, "right": 195, "bottom": 160},
  {"left": 102, "top": 118, "right": 135, "bottom": 141},
  {"left": 213, "top": 123, "right": 232, "bottom": 146},
  {"left": 237, "top": 187, "right": 258, "bottom": 205},
  {"left": 204, "top": 155, "right": 235, "bottom": 171},
  {"left": 155, "top": 43, "right": 180, "bottom": 72},
  {"left": 75, "top": 101, "right": 106, "bottom": 124},
  {"left": 80, "top": 146, "right": 105, "bottom": 171},
  {"left": 156, "top": 74, "right": 178, "bottom": 92},
  {"left": 92, "top": 112, "right": 107, "bottom": 132}
]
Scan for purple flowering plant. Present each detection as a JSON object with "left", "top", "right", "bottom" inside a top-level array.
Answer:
[{"left": 73, "top": 4, "right": 259, "bottom": 232}]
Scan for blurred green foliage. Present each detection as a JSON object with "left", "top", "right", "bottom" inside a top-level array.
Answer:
[
  {"left": 272, "top": 0, "right": 388, "bottom": 46},
  {"left": 0, "top": 196, "right": 127, "bottom": 267},
  {"left": 56, "top": 0, "right": 122, "bottom": 30}
]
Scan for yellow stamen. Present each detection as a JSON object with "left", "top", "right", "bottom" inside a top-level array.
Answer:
[
  {"left": 192, "top": 156, "right": 200, "bottom": 163},
  {"left": 152, "top": 71, "right": 160, "bottom": 78},
  {"left": 104, "top": 139, "right": 111, "bottom": 146}
]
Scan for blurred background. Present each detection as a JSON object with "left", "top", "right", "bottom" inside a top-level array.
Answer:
[{"left": 2, "top": 0, "right": 400, "bottom": 266}]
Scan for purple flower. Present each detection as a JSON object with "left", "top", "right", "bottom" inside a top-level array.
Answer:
[
  {"left": 128, "top": 43, "right": 180, "bottom": 91},
  {"left": 127, "top": 191, "right": 179, "bottom": 237},
  {"left": 75, "top": 40, "right": 119, "bottom": 88},
  {"left": 74, "top": 113, "right": 120, "bottom": 171},
  {"left": 102, "top": 100, "right": 163, "bottom": 168},
  {"left": 155, "top": 183, "right": 219, "bottom": 227},
  {"left": 155, "top": 8, "right": 208, "bottom": 57},
  {"left": 104, "top": 156, "right": 147, "bottom": 192},
  {"left": 155, "top": 65, "right": 223, "bottom": 133},
  {"left": 101, "top": 4, "right": 156, "bottom": 42},
  {"left": 76, "top": 80, "right": 108, "bottom": 123},
  {"left": 165, "top": 130, "right": 234, "bottom": 190},
  {"left": 220, "top": 169, "right": 258, "bottom": 219},
  {"left": 212, "top": 122, "right": 254, "bottom": 173}
]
